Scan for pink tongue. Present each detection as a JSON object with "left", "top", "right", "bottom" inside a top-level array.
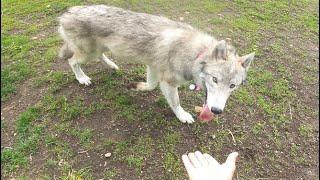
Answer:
[{"left": 198, "top": 104, "right": 214, "bottom": 122}]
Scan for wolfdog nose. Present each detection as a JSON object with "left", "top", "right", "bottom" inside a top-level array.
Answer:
[{"left": 211, "top": 107, "right": 222, "bottom": 114}]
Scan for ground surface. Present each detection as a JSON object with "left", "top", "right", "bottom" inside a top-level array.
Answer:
[{"left": 1, "top": 0, "right": 319, "bottom": 179}]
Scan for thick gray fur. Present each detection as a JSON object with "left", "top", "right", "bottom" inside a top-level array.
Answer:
[{"left": 58, "top": 5, "right": 255, "bottom": 123}]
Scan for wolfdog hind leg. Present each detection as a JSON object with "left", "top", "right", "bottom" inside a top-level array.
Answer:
[
  {"left": 99, "top": 53, "right": 119, "bottom": 70},
  {"left": 68, "top": 54, "right": 92, "bottom": 86},
  {"left": 159, "top": 81, "right": 194, "bottom": 124},
  {"left": 133, "top": 65, "right": 159, "bottom": 91}
]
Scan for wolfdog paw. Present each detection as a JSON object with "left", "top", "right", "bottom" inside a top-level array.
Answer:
[
  {"left": 78, "top": 76, "right": 92, "bottom": 86},
  {"left": 126, "top": 83, "right": 138, "bottom": 90},
  {"left": 109, "top": 63, "right": 119, "bottom": 70},
  {"left": 176, "top": 109, "right": 194, "bottom": 124},
  {"left": 127, "top": 82, "right": 154, "bottom": 91}
]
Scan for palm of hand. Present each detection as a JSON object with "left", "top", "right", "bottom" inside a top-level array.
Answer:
[{"left": 182, "top": 151, "right": 238, "bottom": 180}]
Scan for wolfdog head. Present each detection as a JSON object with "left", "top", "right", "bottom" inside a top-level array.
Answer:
[{"left": 197, "top": 40, "right": 255, "bottom": 119}]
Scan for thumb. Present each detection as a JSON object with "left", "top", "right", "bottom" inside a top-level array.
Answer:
[{"left": 224, "top": 152, "right": 238, "bottom": 170}]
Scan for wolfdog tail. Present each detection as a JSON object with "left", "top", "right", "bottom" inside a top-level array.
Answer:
[{"left": 58, "top": 26, "right": 74, "bottom": 60}]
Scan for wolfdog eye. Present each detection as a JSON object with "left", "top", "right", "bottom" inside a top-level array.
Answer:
[
  {"left": 212, "top": 77, "right": 218, "bottom": 83},
  {"left": 230, "top": 84, "right": 235, "bottom": 88}
]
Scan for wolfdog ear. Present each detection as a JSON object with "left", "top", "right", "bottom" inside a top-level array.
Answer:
[
  {"left": 213, "top": 40, "right": 227, "bottom": 60},
  {"left": 239, "top": 52, "right": 255, "bottom": 70}
]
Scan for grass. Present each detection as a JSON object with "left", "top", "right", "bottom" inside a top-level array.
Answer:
[
  {"left": 298, "top": 124, "right": 313, "bottom": 138},
  {"left": 1, "top": 61, "right": 33, "bottom": 101},
  {"left": 61, "top": 167, "right": 93, "bottom": 180},
  {"left": 120, "top": 136, "right": 154, "bottom": 172},
  {"left": 163, "top": 152, "right": 184, "bottom": 179},
  {"left": 125, "top": 155, "right": 144, "bottom": 170},
  {"left": 104, "top": 168, "right": 118, "bottom": 179},
  {"left": 15, "top": 107, "right": 41, "bottom": 135},
  {"left": 251, "top": 121, "right": 266, "bottom": 135},
  {"left": 1, "top": 107, "right": 43, "bottom": 174},
  {"left": 163, "top": 132, "right": 181, "bottom": 149},
  {"left": 69, "top": 128, "right": 94, "bottom": 148},
  {"left": 41, "top": 95, "right": 85, "bottom": 121},
  {"left": 1, "top": 0, "right": 319, "bottom": 179}
]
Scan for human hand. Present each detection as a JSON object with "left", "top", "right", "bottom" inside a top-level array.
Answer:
[{"left": 182, "top": 151, "right": 238, "bottom": 180}]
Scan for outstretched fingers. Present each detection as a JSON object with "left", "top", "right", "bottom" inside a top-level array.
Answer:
[
  {"left": 182, "top": 154, "right": 194, "bottom": 172},
  {"left": 188, "top": 152, "right": 201, "bottom": 167},
  {"left": 203, "top": 153, "right": 220, "bottom": 166},
  {"left": 195, "top": 151, "right": 209, "bottom": 166}
]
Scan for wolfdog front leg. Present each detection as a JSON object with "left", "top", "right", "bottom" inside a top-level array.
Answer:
[{"left": 160, "top": 81, "right": 194, "bottom": 124}]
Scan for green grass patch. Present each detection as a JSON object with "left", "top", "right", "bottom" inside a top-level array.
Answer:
[
  {"left": 16, "top": 107, "right": 41, "bottom": 135},
  {"left": 155, "top": 97, "right": 168, "bottom": 108},
  {"left": 1, "top": 35, "right": 31, "bottom": 58},
  {"left": 114, "top": 140, "right": 131, "bottom": 155},
  {"left": 163, "top": 132, "right": 181, "bottom": 149},
  {"left": 132, "top": 65, "right": 146, "bottom": 75},
  {"left": 69, "top": 128, "right": 94, "bottom": 148},
  {"left": 1, "top": 149, "right": 28, "bottom": 173},
  {"left": 1, "top": 61, "right": 33, "bottom": 101},
  {"left": 268, "top": 79, "right": 294, "bottom": 101},
  {"left": 298, "top": 124, "right": 313, "bottom": 138},
  {"left": 1, "top": 107, "right": 43, "bottom": 174},
  {"left": 41, "top": 95, "right": 84, "bottom": 121},
  {"left": 32, "top": 70, "right": 75, "bottom": 93},
  {"left": 299, "top": 13, "right": 319, "bottom": 33},
  {"left": 43, "top": 47, "right": 58, "bottom": 63},
  {"left": 115, "top": 95, "right": 133, "bottom": 106},
  {"left": 132, "top": 136, "right": 154, "bottom": 157},
  {"left": 163, "top": 152, "right": 184, "bottom": 179},
  {"left": 251, "top": 121, "right": 266, "bottom": 135},
  {"left": 1, "top": 121, "right": 6, "bottom": 129},
  {"left": 61, "top": 167, "right": 93, "bottom": 180},
  {"left": 122, "top": 136, "right": 154, "bottom": 172},
  {"left": 125, "top": 155, "right": 144, "bottom": 170},
  {"left": 104, "top": 168, "right": 118, "bottom": 179},
  {"left": 248, "top": 69, "right": 274, "bottom": 87},
  {"left": 47, "top": 137, "right": 74, "bottom": 159},
  {"left": 233, "top": 87, "right": 254, "bottom": 105},
  {"left": 118, "top": 108, "right": 136, "bottom": 122}
]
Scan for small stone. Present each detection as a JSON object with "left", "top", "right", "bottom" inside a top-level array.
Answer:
[
  {"left": 211, "top": 135, "right": 216, "bottom": 139},
  {"left": 179, "top": 17, "right": 184, "bottom": 21},
  {"left": 189, "top": 84, "right": 196, "bottom": 90},
  {"left": 195, "top": 106, "right": 202, "bottom": 113},
  {"left": 58, "top": 159, "right": 64, "bottom": 166},
  {"left": 105, "top": 152, "right": 112, "bottom": 158}
]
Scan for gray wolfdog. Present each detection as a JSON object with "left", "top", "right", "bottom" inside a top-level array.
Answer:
[{"left": 58, "top": 5, "right": 255, "bottom": 124}]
